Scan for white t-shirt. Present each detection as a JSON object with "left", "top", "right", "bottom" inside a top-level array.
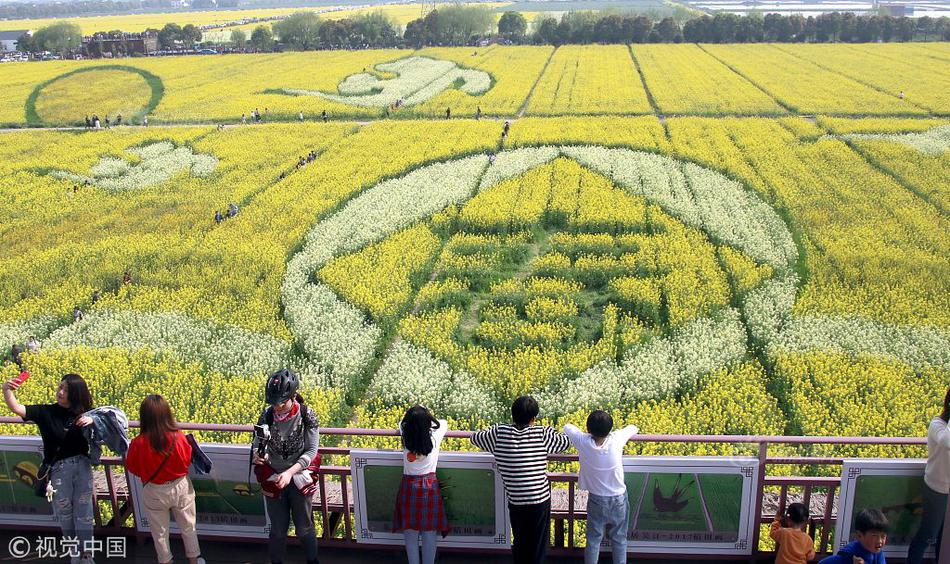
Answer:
[
  {"left": 564, "top": 423, "right": 638, "bottom": 497},
  {"left": 399, "top": 419, "right": 448, "bottom": 476},
  {"left": 925, "top": 417, "right": 950, "bottom": 494}
]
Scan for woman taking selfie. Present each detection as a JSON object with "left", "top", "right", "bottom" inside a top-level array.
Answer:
[{"left": 3, "top": 372, "right": 96, "bottom": 564}]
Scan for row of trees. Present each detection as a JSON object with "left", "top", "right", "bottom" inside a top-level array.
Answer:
[
  {"left": 251, "top": 8, "right": 950, "bottom": 50},
  {"left": 14, "top": 7, "right": 950, "bottom": 56}
]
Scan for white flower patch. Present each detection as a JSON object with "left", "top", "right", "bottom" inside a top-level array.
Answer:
[
  {"left": 0, "top": 316, "right": 60, "bottom": 348},
  {"left": 367, "top": 340, "right": 503, "bottom": 421},
  {"left": 45, "top": 309, "right": 289, "bottom": 377},
  {"left": 742, "top": 272, "right": 799, "bottom": 346},
  {"left": 538, "top": 309, "right": 748, "bottom": 416},
  {"left": 770, "top": 315, "right": 950, "bottom": 371},
  {"left": 563, "top": 146, "right": 798, "bottom": 269},
  {"left": 51, "top": 142, "right": 218, "bottom": 191},
  {"left": 282, "top": 155, "right": 489, "bottom": 388},
  {"left": 478, "top": 146, "right": 560, "bottom": 192},
  {"left": 278, "top": 56, "right": 492, "bottom": 108},
  {"left": 834, "top": 124, "right": 950, "bottom": 156}
]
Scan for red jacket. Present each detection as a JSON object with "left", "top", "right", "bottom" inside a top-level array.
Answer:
[{"left": 126, "top": 431, "right": 192, "bottom": 485}]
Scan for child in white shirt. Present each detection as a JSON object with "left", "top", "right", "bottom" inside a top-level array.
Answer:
[
  {"left": 564, "top": 410, "right": 638, "bottom": 564},
  {"left": 394, "top": 406, "right": 449, "bottom": 564}
]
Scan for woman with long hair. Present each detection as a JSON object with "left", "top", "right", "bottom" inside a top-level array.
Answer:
[
  {"left": 125, "top": 394, "right": 203, "bottom": 564},
  {"left": 908, "top": 386, "right": 950, "bottom": 563},
  {"left": 3, "top": 373, "right": 96, "bottom": 564},
  {"left": 394, "top": 405, "right": 450, "bottom": 564}
]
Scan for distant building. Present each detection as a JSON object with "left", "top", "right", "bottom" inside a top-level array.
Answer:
[
  {"left": 0, "top": 30, "right": 30, "bottom": 52},
  {"left": 879, "top": 3, "right": 913, "bottom": 16},
  {"left": 82, "top": 31, "right": 158, "bottom": 58}
]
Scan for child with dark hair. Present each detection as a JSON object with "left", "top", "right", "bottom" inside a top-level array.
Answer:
[
  {"left": 564, "top": 410, "right": 638, "bottom": 564},
  {"left": 472, "top": 396, "right": 569, "bottom": 564},
  {"left": 394, "top": 405, "right": 449, "bottom": 564},
  {"left": 908, "top": 385, "right": 950, "bottom": 564},
  {"left": 769, "top": 502, "right": 815, "bottom": 564},
  {"left": 819, "top": 508, "right": 889, "bottom": 564}
]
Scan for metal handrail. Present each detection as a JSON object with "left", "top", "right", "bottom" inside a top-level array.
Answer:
[{"left": 0, "top": 416, "right": 932, "bottom": 560}]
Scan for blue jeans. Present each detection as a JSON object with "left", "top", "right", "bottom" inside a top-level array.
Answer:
[
  {"left": 403, "top": 530, "right": 437, "bottom": 564},
  {"left": 50, "top": 455, "right": 95, "bottom": 555},
  {"left": 908, "top": 482, "right": 946, "bottom": 564},
  {"left": 585, "top": 493, "right": 629, "bottom": 564}
]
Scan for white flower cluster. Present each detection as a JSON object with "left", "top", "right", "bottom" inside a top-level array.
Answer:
[
  {"left": 0, "top": 316, "right": 60, "bottom": 348},
  {"left": 366, "top": 341, "right": 503, "bottom": 421},
  {"left": 52, "top": 142, "right": 218, "bottom": 191},
  {"left": 836, "top": 124, "right": 950, "bottom": 156},
  {"left": 771, "top": 315, "right": 950, "bottom": 371},
  {"left": 44, "top": 309, "right": 289, "bottom": 377},
  {"left": 538, "top": 309, "right": 748, "bottom": 416},
  {"left": 741, "top": 272, "right": 800, "bottom": 346},
  {"left": 562, "top": 146, "right": 798, "bottom": 269},
  {"left": 478, "top": 147, "right": 560, "bottom": 192},
  {"left": 282, "top": 56, "right": 491, "bottom": 108},
  {"left": 282, "top": 155, "right": 489, "bottom": 389}
]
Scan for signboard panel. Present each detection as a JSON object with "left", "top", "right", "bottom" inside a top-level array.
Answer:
[
  {"left": 617, "top": 456, "right": 759, "bottom": 555},
  {"left": 129, "top": 442, "right": 269, "bottom": 539},
  {"left": 0, "top": 436, "right": 56, "bottom": 526},
  {"left": 836, "top": 459, "right": 933, "bottom": 559},
  {"left": 350, "top": 449, "right": 510, "bottom": 548}
]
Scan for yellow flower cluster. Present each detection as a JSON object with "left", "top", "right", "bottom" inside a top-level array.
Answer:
[
  {"left": 665, "top": 116, "right": 950, "bottom": 328},
  {"left": 319, "top": 223, "right": 441, "bottom": 322},
  {"left": 526, "top": 45, "right": 652, "bottom": 116},
  {"left": 703, "top": 44, "right": 925, "bottom": 116},
  {"left": 633, "top": 44, "right": 784, "bottom": 116}
]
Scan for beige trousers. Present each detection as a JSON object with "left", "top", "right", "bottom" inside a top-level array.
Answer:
[{"left": 142, "top": 475, "right": 201, "bottom": 563}]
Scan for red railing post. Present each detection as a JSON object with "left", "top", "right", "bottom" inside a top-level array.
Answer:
[{"left": 750, "top": 441, "right": 769, "bottom": 560}]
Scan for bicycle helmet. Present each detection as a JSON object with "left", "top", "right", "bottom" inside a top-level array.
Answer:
[{"left": 265, "top": 368, "right": 299, "bottom": 405}]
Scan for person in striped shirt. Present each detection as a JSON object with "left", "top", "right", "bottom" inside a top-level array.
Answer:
[{"left": 471, "top": 395, "right": 570, "bottom": 564}]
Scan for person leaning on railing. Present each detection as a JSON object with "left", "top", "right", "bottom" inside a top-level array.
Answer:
[
  {"left": 125, "top": 394, "right": 204, "bottom": 564},
  {"left": 907, "top": 385, "right": 950, "bottom": 564},
  {"left": 3, "top": 372, "right": 96, "bottom": 564}
]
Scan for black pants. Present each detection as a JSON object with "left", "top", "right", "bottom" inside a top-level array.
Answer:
[{"left": 508, "top": 500, "right": 551, "bottom": 564}]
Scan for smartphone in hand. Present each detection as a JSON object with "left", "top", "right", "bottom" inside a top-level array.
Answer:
[{"left": 12, "top": 371, "right": 30, "bottom": 386}]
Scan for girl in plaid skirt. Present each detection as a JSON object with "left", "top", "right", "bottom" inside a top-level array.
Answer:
[{"left": 394, "top": 405, "right": 450, "bottom": 564}]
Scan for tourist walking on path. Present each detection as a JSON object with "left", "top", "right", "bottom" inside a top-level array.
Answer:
[
  {"left": 3, "top": 373, "right": 96, "bottom": 564},
  {"left": 251, "top": 369, "right": 321, "bottom": 564},
  {"left": 472, "top": 396, "right": 569, "bottom": 564},
  {"left": 394, "top": 406, "right": 450, "bottom": 564},
  {"left": 126, "top": 394, "right": 204, "bottom": 564},
  {"left": 907, "top": 385, "right": 950, "bottom": 563},
  {"left": 564, "top": 411, "right": 638, "bottom": 564}
]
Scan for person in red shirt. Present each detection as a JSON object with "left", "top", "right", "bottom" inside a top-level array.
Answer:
[{"left": 126, "top": 395, "right": 204, "bottom": 564}]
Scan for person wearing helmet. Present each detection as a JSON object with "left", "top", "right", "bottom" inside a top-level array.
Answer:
[{"left": 252, "top": 369, "right": 320, "bottom": 564}]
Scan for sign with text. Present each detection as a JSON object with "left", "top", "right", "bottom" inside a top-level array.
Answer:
[
  {"left": 0, "top": 436, "right": 56, "bottom": 526},
  {"left": 835, "top": 459, "right": 933, "bottom": 559},
  {"left": 617, "top": 456, "right": 760, "bottom": 555},
  {"left": 129, "top": 442, "right": 269, "bottom": 539},
  {"left": 350, "top": 450, "right": 510, "bottom": 548}
]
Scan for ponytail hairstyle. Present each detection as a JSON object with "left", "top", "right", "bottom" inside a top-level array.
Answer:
[
  {"left": 401, "top": 405, "right": 440, "bottom": 457},
  {"left": 139, "top": 394, "right": 179, "bottom": 454},
  {"left": 942, "top": 386, "right": 950, "bottom": 422},
  {"left": 60, "top": 374, "right": 93, "bottom": 416}
]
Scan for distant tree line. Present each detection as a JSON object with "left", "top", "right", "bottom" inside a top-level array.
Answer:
[{"left": 14, "top": 6, "right": 950, "bottom": 56}]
